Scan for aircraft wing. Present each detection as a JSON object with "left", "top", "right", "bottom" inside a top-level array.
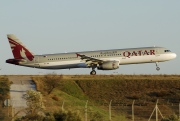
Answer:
[{"left": 76, "top": 53, "right": 104, "bottom": 65}]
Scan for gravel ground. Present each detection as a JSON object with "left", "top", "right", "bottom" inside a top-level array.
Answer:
[{"left": 9, "top": 76, "right": 36, "bottom": 117}]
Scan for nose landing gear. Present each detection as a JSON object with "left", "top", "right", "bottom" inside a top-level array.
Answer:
[{"left": 155, "top": 62, "right": 160, "bottom": 71}]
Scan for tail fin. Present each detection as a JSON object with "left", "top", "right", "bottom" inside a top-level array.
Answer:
[{"left": 7, "top": 34, "right": 34, "bottom": 61}]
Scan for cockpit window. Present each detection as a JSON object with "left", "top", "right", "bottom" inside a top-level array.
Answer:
[{"left": 164, "top": 50, "right": 171, "bottom": 52}]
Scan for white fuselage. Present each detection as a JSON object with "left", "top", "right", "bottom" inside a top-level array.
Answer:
[{"left": 18, "top": 47, "right": 176, "bottom": 70}]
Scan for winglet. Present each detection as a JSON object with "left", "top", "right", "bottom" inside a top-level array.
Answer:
[{"left": 76, "top": 53, "right": 81, "bottom": 57}]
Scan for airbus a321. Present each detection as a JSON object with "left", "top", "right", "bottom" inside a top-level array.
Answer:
[{"left": 6, "top": 34, "right": 176, "bottom": 75}]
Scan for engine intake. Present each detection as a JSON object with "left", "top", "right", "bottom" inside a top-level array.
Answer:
[{"left": 97, "top": 61, "right": 119, "bottom": 70}]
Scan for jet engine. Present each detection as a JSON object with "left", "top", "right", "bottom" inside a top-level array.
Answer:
[{"left": 97, "top": 61, "right": 119, "bottom": 70}]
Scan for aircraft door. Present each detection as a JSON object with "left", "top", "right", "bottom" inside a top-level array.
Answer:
[
  {"left": 34, "top": 56, "right": 40, "bottom": 67},
  {"left": 155, "top": 48, "right": 160, "bottom": 56},
  {"left": 155, "top": 48, "right": 160, "bottom": 62},
  {"left": 34, "top": 56, "right": 39, "bottom": 63}
]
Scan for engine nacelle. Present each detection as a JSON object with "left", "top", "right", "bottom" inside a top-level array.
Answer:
[{"left": 97, "top": 61, "right": 119, "bottom": 70}]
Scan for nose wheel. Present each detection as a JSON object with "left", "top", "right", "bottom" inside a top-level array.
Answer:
[
  {"left": 155, "top": 62, "right": 160, "bottom": 71},
  {"left": 156, "top": 67, "right": 160, "bottom": 71}
]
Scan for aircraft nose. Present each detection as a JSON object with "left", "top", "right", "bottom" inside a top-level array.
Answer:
[{"left": 171, "top": 53, "right": 177, "bottom": 59}]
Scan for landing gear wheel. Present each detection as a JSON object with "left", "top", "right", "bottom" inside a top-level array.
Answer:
[
  {"left": 156, "top": 67, "right": 160, "bottom": 71},
  {"left": 90, "top": 70, "right": 96, "bottom": 75},
  {"left": 155, "top": 62, "right": 160, "bottom": 71}
]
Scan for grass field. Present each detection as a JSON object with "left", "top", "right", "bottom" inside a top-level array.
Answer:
[{"left": 31, "top": 74, "right": 180, "bottom": 121}]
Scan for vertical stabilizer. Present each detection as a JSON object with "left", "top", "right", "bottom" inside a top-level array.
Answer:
[{"left": 7, "top": 34, "right": 34, "bottom": 61}]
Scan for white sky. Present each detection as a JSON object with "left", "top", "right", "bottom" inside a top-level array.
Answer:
[{"left": 0, "top": 1, "right": 179, "bottom": 75}]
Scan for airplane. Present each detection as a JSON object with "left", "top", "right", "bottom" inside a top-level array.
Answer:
[{"left": 6, "top": 34, "right": 177, "bottom": 75}]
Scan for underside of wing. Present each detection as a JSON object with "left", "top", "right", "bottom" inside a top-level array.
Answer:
[{"left": 76, "top": 53, "right": 120, "bottom": 70}]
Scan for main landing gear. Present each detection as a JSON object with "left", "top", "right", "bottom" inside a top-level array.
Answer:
[
  {"left": 90, "top": 64, "right": 97, "bottom": 75},
  {"left": 155, "top": 62, "right": 160, "bottom": 71},
  {"left": 90, "top": 70, "right": 96, "bottom": 75}
]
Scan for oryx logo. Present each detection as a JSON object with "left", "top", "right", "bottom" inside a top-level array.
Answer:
[{"left": 8, "top": 38, "right": 34, "bottom": 61}]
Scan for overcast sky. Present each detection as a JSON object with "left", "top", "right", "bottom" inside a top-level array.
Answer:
[{"left": 0, "top": 1, "right": 179, "bottom": 75}]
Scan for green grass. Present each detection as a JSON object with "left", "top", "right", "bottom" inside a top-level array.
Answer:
[
  {"left": 33, "top": 75, "right": 130, "bottom": 121},
  {"left": 32, "top": 74, "right": 180, "bottom": 121},
  {"left": 60, "top": 79, "right": 89, "bottom": 100}
]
